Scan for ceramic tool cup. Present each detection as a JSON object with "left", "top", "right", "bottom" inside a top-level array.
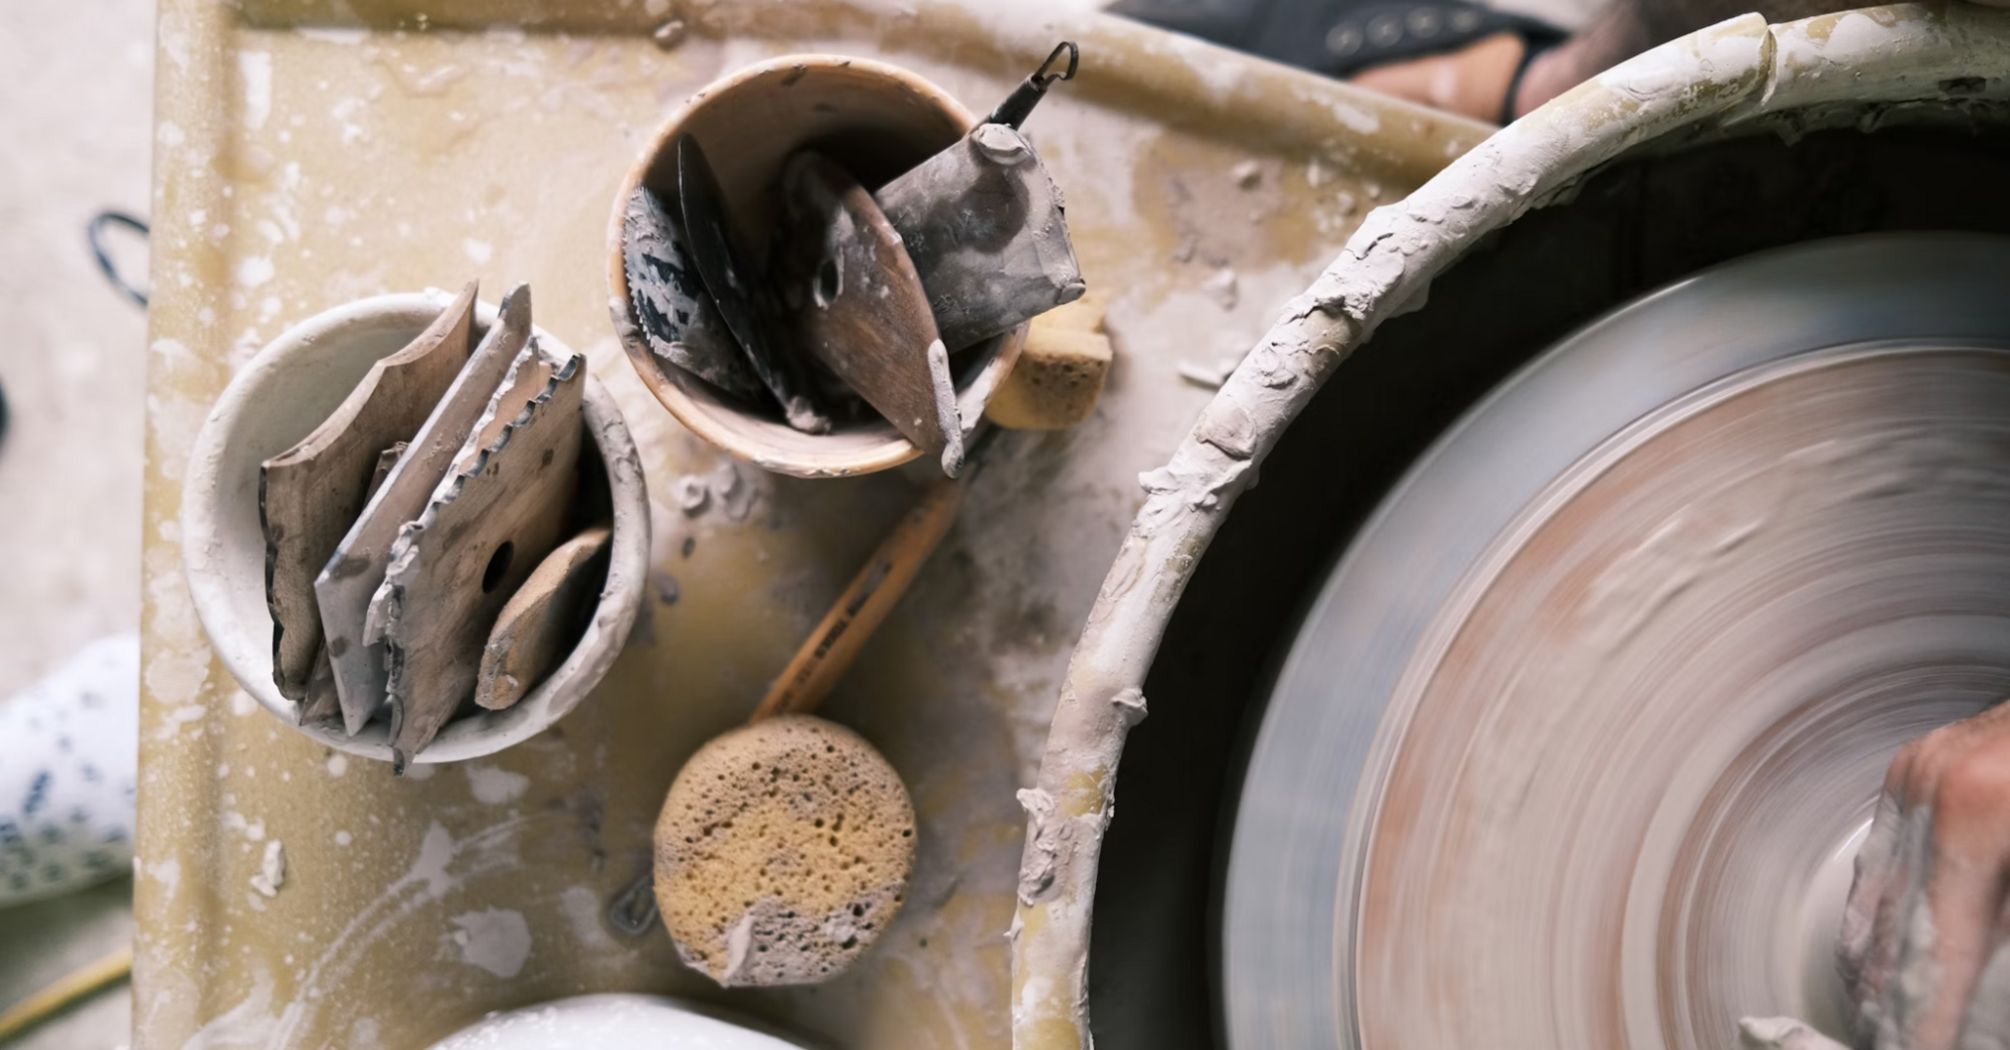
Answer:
[
  {"left": 609, "top": 54, "right": 1028, "bottom": 479},
  {"left": 180, "top": 293, "right": 650, "bottom": 765}
]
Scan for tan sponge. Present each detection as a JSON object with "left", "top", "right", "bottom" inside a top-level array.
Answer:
[
  {"left": 984, "top": 291, "right": 1113, "bottom": 430},
  {"left": 653, "top": 715, "right": 916, "bottom": 986}
]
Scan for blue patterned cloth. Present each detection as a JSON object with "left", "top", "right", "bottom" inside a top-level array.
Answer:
[{"left": 0, "top": 633, "right": 138, "bottom": 907}]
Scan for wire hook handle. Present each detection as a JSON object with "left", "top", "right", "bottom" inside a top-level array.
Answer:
[{"left": 987, "top": 41, "right": 1080, "bottom": 130}]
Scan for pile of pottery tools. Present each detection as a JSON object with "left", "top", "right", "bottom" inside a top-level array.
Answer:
[
  {"left": 622, "top": 43, "right": 1088, "bottom": 476},
  {"left": 259, "top": 282, "right": 609, "bottom": 772}
]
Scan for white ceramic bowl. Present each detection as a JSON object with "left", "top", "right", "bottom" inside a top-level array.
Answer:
[
  {"left": 423, "top": 994, "right": 808, "bottom": 1050},
  {"left": 180, "top": 292, "right": 649, "bottom": 765}
]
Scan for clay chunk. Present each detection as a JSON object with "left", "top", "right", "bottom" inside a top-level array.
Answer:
[{"left": 653, "top": 715, "right": 916, "bottom": 987}]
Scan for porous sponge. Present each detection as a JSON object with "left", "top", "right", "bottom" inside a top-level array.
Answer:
[
  {"left": 653, "top": 714, "right": 916, "bottom": 986},
  {"left": 984, "top": 291, "right": 1113, "bottom": 431}
]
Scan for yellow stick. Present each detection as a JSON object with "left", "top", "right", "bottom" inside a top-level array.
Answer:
[
  {"left": 750, "top": 476, "right": 965, "bottom": 722},
  {"left": 0, "top": 943, "right": 133, "bottom": 1043}
]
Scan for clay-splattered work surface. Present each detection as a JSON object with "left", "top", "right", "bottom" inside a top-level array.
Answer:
[{"left": 137, "top": 2, "right": 1483, "bottom": 1046}]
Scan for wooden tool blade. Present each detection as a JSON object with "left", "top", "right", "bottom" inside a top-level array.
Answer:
[
  {"left": 315, "top": 284, "right": 534, "bottom": 736},
  {"left": 259, "top": 281, "right": 477, "bottom": 703},
  {"left": 784, "top": 153, "right": 963, "bottom": 475},
  {"left": 374, "top": 342, "right": 585, "bottom": 771},
  {"left": 475, "top": 525, "right": 611, "bottom": 712},
  {"left": 297, "top": 443, "right": 402, "bottom": 728}
]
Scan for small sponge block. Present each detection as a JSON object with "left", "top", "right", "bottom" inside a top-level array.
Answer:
[
  {"left": 653, "top": 715, "right": 916, "bottom": 987},
  {"left": 985, "top": 292, "right": 1113, "bottom": 431}
]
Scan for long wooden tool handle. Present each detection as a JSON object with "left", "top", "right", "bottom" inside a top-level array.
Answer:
[
  {"left": 751, "top": 477, "right": 966, "bottom": 723},
  {"left": 0, "top": 944, "right": 133, "bottom": 1042}
]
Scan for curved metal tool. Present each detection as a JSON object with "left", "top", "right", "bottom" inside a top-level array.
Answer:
[
  {"left": 677, "top": 134, "right": 829, "bottom": 434},
  {"left": 1221, "top": 233, "right": 2010, "bottom": 1050}
]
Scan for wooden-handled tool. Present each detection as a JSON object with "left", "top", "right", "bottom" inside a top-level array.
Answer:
[
  {"left": 645, "top": 428, "right": 1002, "bottom": 986},
  {"left": 750, "top": 424, "right": 997, "bottom": 721},
  {"left": 784, "top": 152, "right": 964, "bottom": 476},
  {"left": 750, "top": 469, "right": 966, "bottom": 722}
]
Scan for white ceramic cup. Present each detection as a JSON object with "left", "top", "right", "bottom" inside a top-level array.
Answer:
[{"left": 180, "top": 291, "right": 649, "bottom": 765}]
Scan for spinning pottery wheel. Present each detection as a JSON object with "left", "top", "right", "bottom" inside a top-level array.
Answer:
[
  {"left": 1223, "top": 233, "right": 2010, "bottom": 1048},
  {"left": 1011, "top": 5, "right": 2010, "bottom": 1049}
]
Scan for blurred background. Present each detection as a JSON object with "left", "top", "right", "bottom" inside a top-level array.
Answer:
[{"left": 0, "top": 2, "right": 153, "bottom": 1047}]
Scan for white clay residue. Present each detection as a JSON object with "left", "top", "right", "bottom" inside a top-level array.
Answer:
[
  {"left": 250, "top": 839, "right": 287, "bottom": 897},
  {"left": 148, "top": 856, "right": 181, "bottom": 896},
  {"left": 155, "top": 703, "right": 207, "bottom": 741},
  {"left": 451, "top": 908, "right": 533, "bottom": 978},
  {"left": 558, "top": 885, "right": 621, "bottom": 954},
  {"left": 412, "top": 822, "right": 455, "bottom": 899},
  {"left": 239, "top": 51, "right": 273, "bottom": 131},
  {"left": 926, "top": 338, "right": 964, "bottom": 476},
  {"left": 1738, "top": 1016, "right": 1848, "bottom": 1049},
  {"left": 294, "top": 26, "right": 370, "bottom": 46},
  {"left": 465, "top": 764, "right": 529, "bottom": 805}
]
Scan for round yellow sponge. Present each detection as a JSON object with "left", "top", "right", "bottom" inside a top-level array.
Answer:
[{"left": 653, "top": 714, "right": 916, "bottom": 986}]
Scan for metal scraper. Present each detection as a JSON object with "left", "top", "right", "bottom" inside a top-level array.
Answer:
[
  {"left": 621, "top": 185, "right": 763, "bottom": 400},
  {"left": 677, "top": 134, "right": 830, "bottom": 434}
]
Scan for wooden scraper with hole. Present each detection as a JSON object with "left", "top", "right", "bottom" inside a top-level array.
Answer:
[
  {"left": 316, "top": 285, "right": 534, "bottom": 736},
  {"left": 370, "top": 338, "right": 585, "bottom": 771}
]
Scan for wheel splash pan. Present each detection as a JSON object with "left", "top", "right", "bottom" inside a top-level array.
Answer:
[{"left": 1221, "top": 232, "right": 2010, "bottom": 1049}]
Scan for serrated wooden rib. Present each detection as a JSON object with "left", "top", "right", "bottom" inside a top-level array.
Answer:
[{"left": 371, "top": 341, "right": 586, "bottom": 771}]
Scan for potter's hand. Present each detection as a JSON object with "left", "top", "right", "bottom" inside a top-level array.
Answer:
[{"left": 1838, "top": 701, "right": 2010, "bottom": 1049}]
